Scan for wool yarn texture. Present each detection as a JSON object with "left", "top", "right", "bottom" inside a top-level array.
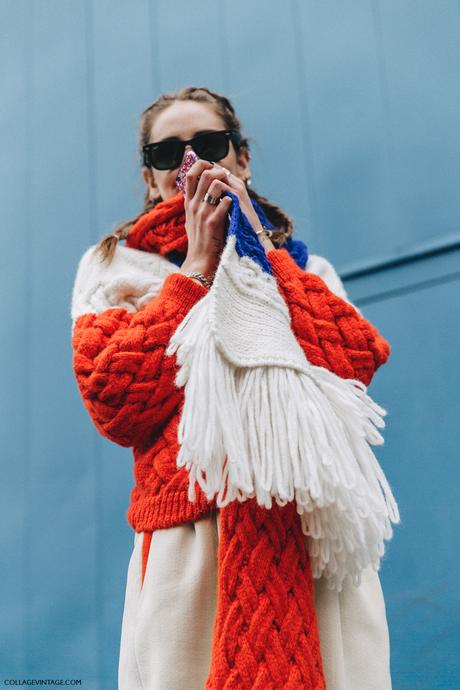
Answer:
[
  {"left": 71, "top": 188, "right": 399, "bottom": 689},
  {"left": 165, "top": 189, "right": 399, "bottom": 590}
]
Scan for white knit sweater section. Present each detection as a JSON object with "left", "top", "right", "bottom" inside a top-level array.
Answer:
[{"left": 70, "top": 241, "right": 358, "bottom": 328}]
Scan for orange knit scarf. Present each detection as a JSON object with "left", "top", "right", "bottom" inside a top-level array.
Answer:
[{"left": 114, "top": 189, "right": 394, "bottom": 689}]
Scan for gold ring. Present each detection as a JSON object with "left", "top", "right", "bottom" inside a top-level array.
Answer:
[
  {"left": 215, "top": 165, "right": 231, "bottom": 178},
  {"left": 203, "top": 192, "right": 219, "bottom": 205}
]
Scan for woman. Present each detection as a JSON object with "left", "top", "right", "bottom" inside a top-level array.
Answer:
[{"left": 71, "top": 86, "right": 397, "bottom": 689}]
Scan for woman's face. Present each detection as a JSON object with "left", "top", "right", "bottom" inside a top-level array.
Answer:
[{"left": 142, "top": 100, "right": 250, "bottom": 202}]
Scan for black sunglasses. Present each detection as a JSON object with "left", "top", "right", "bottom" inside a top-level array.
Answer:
[{"left": 142, "top": 129, "right": 241, "bottom": 171}]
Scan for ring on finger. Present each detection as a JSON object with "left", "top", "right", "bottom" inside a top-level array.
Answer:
[{"left": 203, "top": 192, "right": 219, "bottom": 205}]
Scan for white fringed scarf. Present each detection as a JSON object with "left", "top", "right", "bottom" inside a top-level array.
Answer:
[{"left": 165, "top": 191, "right": 400, "bottom": 591}]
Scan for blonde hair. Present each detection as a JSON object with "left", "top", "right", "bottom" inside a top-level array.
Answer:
[{"left": 96, "top": 86, "right": 294, "bottom": 263}]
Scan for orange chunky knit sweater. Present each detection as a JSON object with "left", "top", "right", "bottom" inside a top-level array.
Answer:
[{"left": 71, "top": 193, "right": 391, "bottom": 689}]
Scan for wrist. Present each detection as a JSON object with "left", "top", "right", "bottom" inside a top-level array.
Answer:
[
  {"left": 261, "top": 236, "right": 275, "bottom": 254},
  {"left": 256, "top": 229, "right": 275, "bottom": 254},
  {"left": 181, "top": 257, "right": 217, "bottom": 275},
  {"left": 181, "top": 257, "right": 217, "bottom": 281},
  {"left": 252, "top": 219, "right": 275, "bottom": 254},
  {"left": 182, "top": 271, "right": 213, "bottom": 289}
]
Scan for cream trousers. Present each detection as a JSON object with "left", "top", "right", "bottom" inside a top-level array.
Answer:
[{"left": 118, "top": 511, "right": 392, "bottom": 690}]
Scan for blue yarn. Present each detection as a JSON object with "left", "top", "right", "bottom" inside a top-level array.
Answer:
[
  {"left": 225, "top": 191, "right": 309, "bottom": 273},
  {"left": 165, "top": 249, "right": 187, "bottom": 268},
  {"left": 166, "top": 192, "right": 309, "bottom": 272},
  {"left": 282, "top": 236, "right": 309, "bottom": 270},
  {"left": 225, "top": 191, "right": 272, "bottom": 274}
]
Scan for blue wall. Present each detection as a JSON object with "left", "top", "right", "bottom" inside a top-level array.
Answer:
[{"left": 1, "top": 1, "right": 459, "bottom": 688}]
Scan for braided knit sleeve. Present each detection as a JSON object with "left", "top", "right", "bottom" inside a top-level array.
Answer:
[
  {"left": 306, "top": 253, "right": 362, "bottom": 314},
  {"left": 267, "top": 248, "right": 390, "bottom": 386},
  {"left": 71, "top": 272, "right": 208, "bottom": 448}
]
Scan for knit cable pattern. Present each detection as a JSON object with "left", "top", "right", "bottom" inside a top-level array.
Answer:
[
  {"left": 267, "top": 248, "right": 390, "bottom": 386},
  {"left": 71, "top": 192, "right": 392, "bottom": 690},
  {"left": 125, "top": 194, "right": 188, "bottom": 256},
  {"left": 72, "top": 271, "right": 207, "bottom": 448},
  {"left": 205, "top": 500, "right": 325, "bottom": 690}
]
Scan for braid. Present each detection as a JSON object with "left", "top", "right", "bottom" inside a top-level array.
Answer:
[
  {"left": 94, "top": 195, "right": 157, "bottom": 264},
  {"left": 95, "top": 85, "right": 296, "bottom": 262}
]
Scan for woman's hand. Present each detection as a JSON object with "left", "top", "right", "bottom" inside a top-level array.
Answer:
[
  {"left": 181, "top": 160, "right": 274, "bottom": 284},
  {"left": 180, "top": 159, "right": 233, "bottom": 281},
  {"left": 211, "top": 164, "right": 275, "bottom": 255}
]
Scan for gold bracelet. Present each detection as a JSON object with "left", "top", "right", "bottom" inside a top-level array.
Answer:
[
  {"left": 255, "top": 225, "right": 273, "bottom": 238},
  {"left": 183, "top": 271, "right": 213, "bottom": 289}
]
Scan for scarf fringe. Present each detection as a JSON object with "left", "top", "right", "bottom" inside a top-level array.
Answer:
[{"left": 166, "top": 288, "right": 399, "bottom": 592}]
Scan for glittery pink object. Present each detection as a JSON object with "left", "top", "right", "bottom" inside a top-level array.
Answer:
[{"left": 175, "top": 150, "right": 199, "bottom": 193}]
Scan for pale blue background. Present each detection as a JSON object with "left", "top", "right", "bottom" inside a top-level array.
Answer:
[{"left": 1, "top": 1, "right": 459, "bottom": 688}]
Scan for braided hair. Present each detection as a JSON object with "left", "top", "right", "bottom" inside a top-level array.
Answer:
[{"left": 96, "top": 86, "right": 294, "bottom": 263}]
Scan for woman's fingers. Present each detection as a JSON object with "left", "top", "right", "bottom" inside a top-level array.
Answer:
[
  {"left": 193, "top": 168, "right": 233, "bottom": 207},
  {"left": 211, "top": 166, "right": 269, "bottom": 247},
  {"left": 184, "top": 160, "right": 237, "bottom": 206},
  {"left": 214, "top": 165, "right": 244, "bottom": 190},
  {"left": 218, "top": 195, "right": 233, "bottom": 213},
  {"left": 199, "top": 179, "right": 234, "bottom": 207},
  {"left": 206, "top": 196, "right": 233, "bottom": 253},
  {"left": 184, "top": 159, "right": 214, "bottom": 203}
]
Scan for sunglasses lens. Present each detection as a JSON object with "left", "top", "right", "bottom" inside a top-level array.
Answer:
[
  {"left": 150, "top": 141, "right": 183, "bottom": 170},
  {"left": 146, "top": 131, "right": 232, "bottom": 170},
  {"left": 193, "top": 132, "right": 229, "bottom": 162}
]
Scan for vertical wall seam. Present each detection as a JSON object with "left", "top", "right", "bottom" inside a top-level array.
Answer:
[
  {"left": 148, "top": 0, "right": 161, "bottom": 96},
  {"left": 369, "top": 0, "right": 399, "bottom": 249},
  {"left": 83, "top": 1, "right": 104, "bottom": 687},
  {"left": 23, "top": 0, "right": 32, "bottom": 674},
  {"left": 289, "top": 0, "right": 319, "bottom": 243},
  {"left": 218, "top": 1, "right": 230, "bottom": 93}
]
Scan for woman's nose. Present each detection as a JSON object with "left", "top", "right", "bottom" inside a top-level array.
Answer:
[{"left": 182, "top": 144, "right": 194, "bottom": 161}]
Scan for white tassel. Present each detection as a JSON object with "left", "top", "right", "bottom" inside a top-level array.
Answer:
[
  {"left": 167, "top": 236, "right": 400, "bottom": 590},
  {"left": 166, "top": 294, "right": 254, "bottom": 506}
]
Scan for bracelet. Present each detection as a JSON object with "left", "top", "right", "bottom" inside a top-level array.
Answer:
[
  {"left": 183, "top": 271, "right": 213, "bottom": 289},
  {"left": 255, "top": 225, "right": 273, "bottom": 238}
]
